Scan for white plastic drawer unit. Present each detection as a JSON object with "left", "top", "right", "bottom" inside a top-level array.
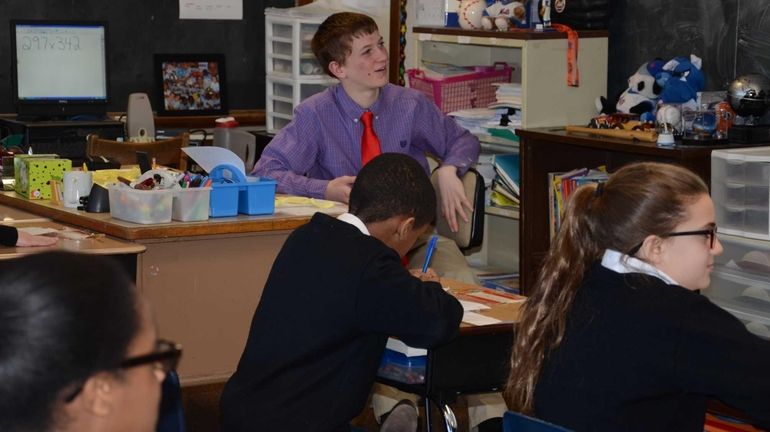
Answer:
[
  {"left": 704, "top": 232, "right": 770, "bottom": 339},
  {"left": 711, "top": 146, "right": 770, "bottom": 240}
]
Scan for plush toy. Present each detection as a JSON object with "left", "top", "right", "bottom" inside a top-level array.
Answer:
[
  {"left": 596, "top": 59, "right": 665, "bottom": 122},
  {"left": 656, "top": 54, "right": 705, "bottom": 110}
]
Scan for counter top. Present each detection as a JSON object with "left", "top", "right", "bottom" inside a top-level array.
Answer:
[{"left": 0, "top": 192, "right": 346, "bottom": 241}]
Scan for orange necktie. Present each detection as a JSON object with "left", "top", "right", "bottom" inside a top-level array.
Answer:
[{"left": 360, "top": 111, "right": 382, "bottom": 165}]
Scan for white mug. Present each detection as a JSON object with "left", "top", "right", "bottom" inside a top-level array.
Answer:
[{"left": 62, "top": 171, "right": 93, "bottom": 208}]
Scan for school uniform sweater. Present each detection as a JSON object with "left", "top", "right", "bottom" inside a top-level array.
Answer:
[
  {"left": 0, "top": 225, "right": 17, "bottom": 246},
  {"left": 534, "top": 262, "right": 770, "bottom": 431},
  {"left": 220, "top": 213, "right": 463, "bottom": 432}
]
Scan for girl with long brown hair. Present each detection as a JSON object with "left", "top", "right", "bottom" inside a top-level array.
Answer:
[{"left": 505, "top": 162, "right": 770, "bottom": 431}]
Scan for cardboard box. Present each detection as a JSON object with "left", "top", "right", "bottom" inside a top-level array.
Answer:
[{"left": 14, "top": 155, "right": 72, "bottom": 199}]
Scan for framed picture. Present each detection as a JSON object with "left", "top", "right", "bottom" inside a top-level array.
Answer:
[{"left": 154, "top": 53, "right": 227, "bottom": 116}]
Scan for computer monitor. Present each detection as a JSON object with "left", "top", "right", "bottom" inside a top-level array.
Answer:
[{"left": 10, "top": 20, "right": 110, "bottom": 120}]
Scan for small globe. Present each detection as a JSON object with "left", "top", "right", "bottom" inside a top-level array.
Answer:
[{"left": 728, "top": 73, "right": 770, "bottom": 117}]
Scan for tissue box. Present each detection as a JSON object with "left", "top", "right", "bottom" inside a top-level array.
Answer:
[{"left": 14, "top": 155, "right": 72, "bottom": 199}]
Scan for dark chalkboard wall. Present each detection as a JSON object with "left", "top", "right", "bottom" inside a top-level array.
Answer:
[
  {"left": 608, "top": 0, "right": 770, "bottom": 101},
  {"left": 1, "top": 0, "right": 294, "bottom": 114}
]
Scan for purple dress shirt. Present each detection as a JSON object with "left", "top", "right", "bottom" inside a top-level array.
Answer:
[{"left": 253, "top": 83, "right": 480, "bottom": 198}]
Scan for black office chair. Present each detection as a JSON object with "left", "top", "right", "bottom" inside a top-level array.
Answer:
[
  {"left": 502, "top": 411, "right": 573, "bottom": 432},
  {"left": 431, "top": 167, "right": 485, "bottom": 253}
]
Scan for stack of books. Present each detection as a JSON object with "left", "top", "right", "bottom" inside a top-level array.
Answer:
[
  {"left": 490, "top": 153, "right": 520, "bottom": 210},
  {"left": 548, "top": 167, "right": 609, "bottom": 238}
]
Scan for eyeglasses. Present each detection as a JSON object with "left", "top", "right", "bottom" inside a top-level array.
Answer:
[
  {"left": 627, "top": 226, "right": 718, "bottom": 256},
  {"left": 64, "top": 339, "right": 183, "bottom": 403},
  {"left": 121, "top": 339, "right": 183, "bottom": 373}
]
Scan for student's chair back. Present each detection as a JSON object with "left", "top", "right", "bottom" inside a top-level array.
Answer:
[
  {"left": 431, "top": 168, "right": 485, "bottom": 253},
  {"left": 87, "top": 133, "right": 189, "bottom": 169},
  {"left": 502, "top": 411, "right": 573, "bottom": 432}
]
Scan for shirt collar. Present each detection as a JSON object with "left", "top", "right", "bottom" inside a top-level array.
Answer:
[
  {"left": 333, "top": 84, "right": 389, "bottom": 122},
  {"left": 337, "top": 212, "right": 370, "bottom": 236},
  {"left": 601, "top": 249, "right": 679, "bottom": 286}
]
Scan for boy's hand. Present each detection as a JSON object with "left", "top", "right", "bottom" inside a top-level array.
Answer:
[
  {"left": 435, "top": 165, "right": 472, "bottom": 232},
  {"left": 324, "top": 175, "right": 356, "bottom": 203},
  {"left": 16, "top": 231, "right": 58, "bottom": 247},
  {"left": 410, "top": 267, "right": 440, "bottom": 282}
]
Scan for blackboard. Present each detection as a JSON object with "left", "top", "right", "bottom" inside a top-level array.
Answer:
[
  {"left": 1, "top": 0, "right": 294, "bottom": 114},
  {"left": 608, "top": 0, "right": 770, "bottom": 101}
]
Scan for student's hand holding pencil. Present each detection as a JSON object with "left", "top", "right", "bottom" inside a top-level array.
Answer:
[
  {"left": 435, "top": 165, "right": 472, "bottom": 232},
  {"left": 410, "top": 267, "right": 440, "bottom": 282}
]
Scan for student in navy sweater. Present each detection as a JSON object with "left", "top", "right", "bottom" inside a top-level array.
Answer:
[
  {"left": 505, "top": 162, "right": 770, "bottom": 431},
  {"left": 221, "top": 153, "right": 463, "bottom": 432}
]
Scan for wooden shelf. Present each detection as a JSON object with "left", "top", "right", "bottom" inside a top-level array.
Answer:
[
  {"left": 413, "top": 26, "right": 608, "bottom": 40},
  {"left": 517, "top": 127, "right": 739, "bottom": 295}
]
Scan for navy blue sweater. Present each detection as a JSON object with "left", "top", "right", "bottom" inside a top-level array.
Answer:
[{"left": 535, "top": 263, "right": 770, "bottom": 431}]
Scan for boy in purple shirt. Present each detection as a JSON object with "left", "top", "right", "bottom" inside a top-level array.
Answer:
[{"left": 254, "top": 12, "right": 480, "bottom": 235}]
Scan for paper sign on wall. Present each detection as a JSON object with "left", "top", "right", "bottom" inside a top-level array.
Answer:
[{"left": 180, "top": 0, "right": 243, "bottom": 20}]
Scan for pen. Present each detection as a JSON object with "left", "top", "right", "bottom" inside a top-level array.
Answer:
[{"left": 422, "top": 235, "right": 439, "bottom": 273}]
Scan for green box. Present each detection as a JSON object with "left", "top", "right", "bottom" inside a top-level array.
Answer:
[{"left": 14, "top": 155, "right": 71, "bottom": 199}]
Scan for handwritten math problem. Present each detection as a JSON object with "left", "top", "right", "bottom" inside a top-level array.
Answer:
[{"left": 19, "top": 36, "right": 81, "bottom": 51}]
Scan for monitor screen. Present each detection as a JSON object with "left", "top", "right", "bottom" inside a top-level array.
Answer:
[
  {"left": 11, "top": 20, "right": 109, "bottom": 119},
  {"left": 154, "top": 53, "right": 227, "bottom": 116}
]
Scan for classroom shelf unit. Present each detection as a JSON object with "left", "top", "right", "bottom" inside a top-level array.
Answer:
[
  {"left": 409, "top": 27, "right": 608, "bottom": 274},
  {"left": 516, "top": 128, "right": 732, "bottom": 295},
  {"left": 410, "top": 27, "right": 609, "bottom": 129},
  {"left": 264, "top": 9, "right": 337, "bottom": 134}
]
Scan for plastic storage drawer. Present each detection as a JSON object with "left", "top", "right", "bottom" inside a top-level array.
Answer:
[
  {"left": 712, "top": 147, "right": 770, "bottom": 239},
  {"left": 703, "top": 232, "right": 770, "bottom": 339}
]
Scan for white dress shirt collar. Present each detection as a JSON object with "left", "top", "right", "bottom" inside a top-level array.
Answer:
[
  {"left": 601, "top": 249, "right": 679, "bottom": 286},
  {"left": 337, "top": 213, "right": 370, "bottom": 236}
]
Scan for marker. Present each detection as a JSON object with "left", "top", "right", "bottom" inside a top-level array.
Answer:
[{"left": 422, "top": 235, "right": 439, "bottom": 273}]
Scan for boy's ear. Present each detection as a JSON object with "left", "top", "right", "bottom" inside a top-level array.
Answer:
[
  {"left": 328, "top": 60, "right": 345, "bottom": 80},
  {"left": 397, "top": 216, "right": 416, "bottom": 239}
]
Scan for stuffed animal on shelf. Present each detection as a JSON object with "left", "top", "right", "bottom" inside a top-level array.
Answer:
[
  {"left": 656, "top": 54, "right": 705, "bottom": 110},
  {"left": 596, "top": 58, "right": 665, "bottom": 122},
  {"left": 480, "top": 0, "right": 527, "bottom": 31}
]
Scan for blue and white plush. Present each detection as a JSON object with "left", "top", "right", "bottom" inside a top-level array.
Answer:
[
  {"left": 596, "top": 59, "right": 665, "bottom": 121},
  {"left": 656, "top": 54, "right": 705, "bottom": 110}
]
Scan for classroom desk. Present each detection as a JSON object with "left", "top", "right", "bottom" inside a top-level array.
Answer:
[
  {"left": 377, "top": 279, "right": 523, "bottom": 432},
  {"left": 0, "top": 216, "right": 146, "bottom": 281},
  {"left": 0, "top": 191, "right": 346, "bottom": 385}
]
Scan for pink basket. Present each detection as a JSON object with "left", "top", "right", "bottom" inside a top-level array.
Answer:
[{"left": 407, "top": 62, "right": 512, "bottom": 113}]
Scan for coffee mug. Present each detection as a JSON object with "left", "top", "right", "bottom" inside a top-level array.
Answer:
[{"left": 62, "top": 171, "right": 93, "bottom": 208}]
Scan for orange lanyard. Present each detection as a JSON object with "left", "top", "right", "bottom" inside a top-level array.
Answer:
[{"left": 551, "top": 23, "right": 579, "bottom": 87}]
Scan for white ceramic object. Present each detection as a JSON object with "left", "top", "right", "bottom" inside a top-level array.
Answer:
[
  {"left": 458, "top": 0, "right": 487, "bottom": 30},
  {"left": 481, "top": 16, "right": 494, "bottom": 30},
  {"left": 494, "top": 16, "right": 511, "bottom": 30}
]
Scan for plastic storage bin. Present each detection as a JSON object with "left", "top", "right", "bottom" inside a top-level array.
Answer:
[
  {"left": 712, "top": 147, "right": 770, "bottom": 240},
  {"left": 265, "top": 8, "right": 338, "bottom": 134},
  {"left": 109, "top": 184, "right": 173, "bottom": 224},
  {"left": 703, "top": 232, "right": 770, "bottom": 339},
  {"left": 172, "top": 187, "right": 211, "bottom": 222},
  {"left": 265, "top": 73, "right": 336, "bottom": 134},
  {"left": 208, "top": 164, "right": 277, "bottom": 217},
  {"left": 407, "top": 63, "right": 513, "bottom": 113},
  {"left": 376, "top": 349, "right": 427, "bottom": 385}
]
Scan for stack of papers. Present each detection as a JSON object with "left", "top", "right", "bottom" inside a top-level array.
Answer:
[
  {"left": 490, "top": 83, "right": 523, "bottom": 109},
  {"left": 450, "top": 108, "right": 521, "bottom": 139}
]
